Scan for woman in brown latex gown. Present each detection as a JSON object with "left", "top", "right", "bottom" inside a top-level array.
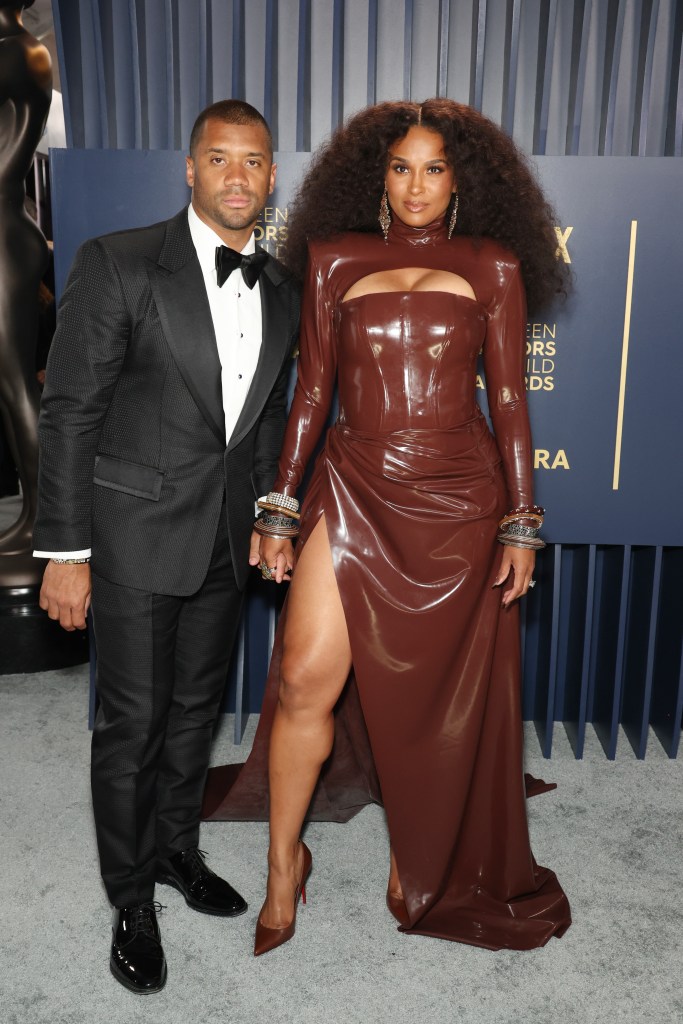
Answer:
[{"left": 203, "top": 99, "right": 572, "bottom": 953}]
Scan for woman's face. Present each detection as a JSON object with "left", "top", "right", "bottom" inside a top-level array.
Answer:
[{"left": 385, "top": 126, "right": 456, "bottom": 228}]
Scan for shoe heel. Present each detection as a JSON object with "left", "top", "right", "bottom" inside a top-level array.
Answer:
[{"left": 301, "top": 883, "right": 307, "bottom": 905}]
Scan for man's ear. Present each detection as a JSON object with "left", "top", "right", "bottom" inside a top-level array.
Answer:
[{"left": 186, "top": 156, "right": 195, "bottom": 188}]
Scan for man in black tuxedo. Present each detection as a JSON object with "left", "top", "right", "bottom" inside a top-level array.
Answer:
[{"left": 33, "top": 101, "right": 299, "bottom": 993}]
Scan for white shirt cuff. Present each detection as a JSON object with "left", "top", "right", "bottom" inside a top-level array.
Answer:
[{"left": 33, "top": 549, "right": 92, "bottom": 560}]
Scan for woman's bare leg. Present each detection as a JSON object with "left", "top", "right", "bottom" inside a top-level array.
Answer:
[{"left": 260, "top": 515, "right": 352, "bottom": 928}]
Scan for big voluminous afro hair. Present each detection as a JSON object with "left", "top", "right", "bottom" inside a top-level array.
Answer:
[{"left": 282, "top": 98, "right": 570, "bottom": 314}]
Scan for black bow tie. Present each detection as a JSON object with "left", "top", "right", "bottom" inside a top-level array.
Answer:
[{"left": 215, "top": 246, "right": 268, "bottom": 289}]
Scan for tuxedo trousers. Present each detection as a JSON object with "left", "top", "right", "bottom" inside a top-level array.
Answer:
[{"left": 90, "top": 503, "right": 243, "bottom": 907}]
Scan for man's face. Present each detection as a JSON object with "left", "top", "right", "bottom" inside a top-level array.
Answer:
[{"left": 186, "top": 118, "right": 276, "bottom": 239}]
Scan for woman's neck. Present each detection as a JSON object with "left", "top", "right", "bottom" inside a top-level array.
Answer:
[
  {"left": 387, "top": 215, "right": 449, "bottom": 246},
  {"left": 0, "top": 10, "right": 24, "bottom": 37}
]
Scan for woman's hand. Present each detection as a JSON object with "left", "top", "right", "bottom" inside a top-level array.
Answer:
[
  {"left": 493, "top": 546, "right": 536, "bottom": 607},
  {"left": 248, "top": 530, "right": 296, "bottom": 583}
]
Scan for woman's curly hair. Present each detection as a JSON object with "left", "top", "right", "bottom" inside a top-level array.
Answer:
[{"left": 282, "top": 98, "right": 570, "bottom": 313}]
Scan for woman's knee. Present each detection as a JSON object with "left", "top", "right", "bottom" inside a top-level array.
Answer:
[{"left": 278, "top": 650, "right": 336, "bottom": 717}]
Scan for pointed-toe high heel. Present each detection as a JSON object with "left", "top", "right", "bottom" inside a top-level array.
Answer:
[
  {"left": 254, "top": 841, "right": 312, "bottom": 957},
  {"left": 386, "top": 886, "right": 410, "bottom": 928}
]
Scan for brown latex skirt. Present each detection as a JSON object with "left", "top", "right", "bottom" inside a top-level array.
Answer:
[{"left": 203, "top": 414, "right": 571, "bottom": 949}]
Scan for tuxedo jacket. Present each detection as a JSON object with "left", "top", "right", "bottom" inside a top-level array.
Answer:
[{"left": 34, "top": 208, "right": 300, "bottom": 594}]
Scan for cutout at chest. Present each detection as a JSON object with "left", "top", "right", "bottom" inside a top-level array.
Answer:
[{"left": 342, "top": 267, "right": 477, "bottom": 304}]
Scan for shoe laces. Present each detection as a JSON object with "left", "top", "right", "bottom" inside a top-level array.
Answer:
[
  {"left": 124, "top": 901, "right": 165, "bottom": 948},
  {"left": 182, "top": 847, "right": 210, "bottom": 877}
]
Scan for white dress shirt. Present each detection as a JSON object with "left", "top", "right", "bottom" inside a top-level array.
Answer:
[{"left": 35, "top": 203, "right": 263, "bottom": 561}]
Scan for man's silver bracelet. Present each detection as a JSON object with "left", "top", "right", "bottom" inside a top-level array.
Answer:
[{"left": 50, "top": 557, "right": 91, "bottom": 564}]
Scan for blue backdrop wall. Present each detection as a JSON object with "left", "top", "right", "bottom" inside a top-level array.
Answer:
[{"left": 50, "top": 0, "right": 683, "bottom": 759}]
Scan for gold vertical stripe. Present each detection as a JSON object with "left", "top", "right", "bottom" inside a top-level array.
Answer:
[{"left": 612, "top": 220, "right": 638, "bottom": 490}]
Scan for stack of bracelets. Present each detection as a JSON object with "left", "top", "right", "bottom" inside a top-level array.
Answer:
[
  {"left": 254, "top": 492, "right": 301, "bottom": 540},
  {"left": 497, "top": 504, "right": 546, "bottom": 550}
]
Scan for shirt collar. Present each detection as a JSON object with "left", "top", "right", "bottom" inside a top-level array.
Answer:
[{"left": 187, "top": 203, "right": 257, "bottom": 279}]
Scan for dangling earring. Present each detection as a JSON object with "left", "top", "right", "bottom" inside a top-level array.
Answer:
[
  {"left": 379, "top": 187, "right": 391, "bottom": 242},
  {"left": 447, "top": 192, "right": 459, "bottom": 239}
]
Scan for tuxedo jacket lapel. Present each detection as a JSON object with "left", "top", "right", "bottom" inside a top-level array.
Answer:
[
  {"left": 148, "top": 209, "right": 226, "bottom": 447},
  {"left": 227, "top": 249, "right": 293, "bottom": 453}
]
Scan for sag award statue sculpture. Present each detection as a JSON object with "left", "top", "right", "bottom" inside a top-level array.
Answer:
[{"left": 0, "top": 0, "right": 51, "bottom": 587}]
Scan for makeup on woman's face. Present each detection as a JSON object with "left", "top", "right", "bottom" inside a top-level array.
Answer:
[{"left": 385, "top": 125, "right": 457, "bottom": 228}]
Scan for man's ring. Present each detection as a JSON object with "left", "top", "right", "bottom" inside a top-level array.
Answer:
[
  {"left": 528, "top": 579, "right": 536, "bottom": 588},
  {"left": 259, "top": 561, "right": 276, "bottom": 581}
]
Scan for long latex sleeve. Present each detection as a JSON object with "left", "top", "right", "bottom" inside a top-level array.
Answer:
[
  {"left": 273, "top": 247, "right": 338, "bottom": 497},
  {"left": 482, "top": 263, "right": 535, "bottom": 510}
]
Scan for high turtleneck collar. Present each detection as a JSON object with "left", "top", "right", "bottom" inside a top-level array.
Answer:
[{"left": 387, "top": 216, "right": 449, "bottom": 246}]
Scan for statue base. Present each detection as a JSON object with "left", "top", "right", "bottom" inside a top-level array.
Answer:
[{"left": 0, "top": 579, "right": 89, "bottom": 674}]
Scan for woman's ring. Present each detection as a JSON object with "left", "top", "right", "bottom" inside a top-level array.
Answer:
[{"left": 259, "top": 561, "right": 276, "bottom": 581}]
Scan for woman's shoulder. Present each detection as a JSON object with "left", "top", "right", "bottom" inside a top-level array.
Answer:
[
  {"left": 307, "top": 231, "right": 384, "bottom": 263},
  {"left": 454, "top": 235, "right": 520, "bottom": 272}
]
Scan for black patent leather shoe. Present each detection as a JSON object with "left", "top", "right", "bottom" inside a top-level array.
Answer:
[
  {"left": 156, "top": 847, "right": 248, "bottom": 917},
  {"left": 110, "top": 902, "right": 167, "bottom": 994}
]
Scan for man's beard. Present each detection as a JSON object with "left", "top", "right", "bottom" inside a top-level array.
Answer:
[{"left": 210, "top": 192, "right": 260, "bottom": 232}]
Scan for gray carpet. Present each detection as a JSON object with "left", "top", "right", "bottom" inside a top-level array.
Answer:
[{"left": 1, "top": 666, "right": 681, "bottom": 1024}]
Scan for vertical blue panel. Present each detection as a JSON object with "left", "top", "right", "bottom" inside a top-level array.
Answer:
[
  {"left": 198, "top": 0, "right": 208, "bottom": 113},
  {"left": 559, "top": 546, "right": 590, "bottom": 757},
  {"left": 575, "top": 544, "right": 597, "bottom": 757},
  {"left": 675, "top": 27, "right": 683, "bottom": 155},
  {"left": 127, "top": 0, "right": 143, "bottom": 148},
  {"left": 164, "top": 0, "right": 175, "bottom": 148},
  {"left": 79, "top": 0, "right": 106, "bottom": 147},
  {"left": 264, "top": 0, "right": 279, "bottom": 147},
  {"left": 403, "top": 0, "right": 413, "bottom": 99},
  {"left": 470, "top": 0, "right": 487, "bottom": 110},
  {"left": 105, "top": 0, "right": 136, "bottom": 148},
  {"left": 296, "top": 0, "right": 312, "bottom": 150},
  {"left": 331, "top": 0, "right": 345, "bottom": 127},
  {"left": 367, "top": 0, "right": 379, "bottom": 104},
  {"left": 602, "top": 0, "right": 628, "bottom": 154},
  {"left": 501, "top": 0, "right": 521, "bottom": 136},
  {"left": 638, "top": 546, "right": 662, "bottom": 753},
  {"left": 650, "top": 547, "right": 683, "bottom": 757},
  {"left": 208, "top": 0, "right": 232, "bottom": 113},
  {"left": 634, "top": 0, "right": 660, "bottom": 153},
  {"left": 589, "top": 546, "right": 623, "bottom": 755},
  {"left": 566, "top": 0, "right": 593, "bottom": 154},
  {"left": 51, "top": 0, "right": 77, "bottom": 147},
  {"left": 529, "top": 543, "right": 556, "bottom": 752},
  {"left": 542, "top": 544, "right": 562, "bottom": 756},
  {"left": 607, "top": 544, "right": 632, "bottom": 757},
  {"left": 232, "top": 0, "right": 245, "bottom": 99},
  {"left": 534, "top": 0, "right": 558, "bottom": 155},
  {"left": 437, "top": 0, "right": 450, "bottom": 97},
  {"left": 621, "top": 546, "right": 660, "bottom": 756}
]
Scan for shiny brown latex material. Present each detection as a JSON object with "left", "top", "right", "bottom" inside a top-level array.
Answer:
[{"left": 203, "top": 217, "right": 571, "bottom": 950}]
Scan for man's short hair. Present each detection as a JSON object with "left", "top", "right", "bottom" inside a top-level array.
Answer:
[{"left": 189, "top": 100, "right": 273, "bottom": 159}]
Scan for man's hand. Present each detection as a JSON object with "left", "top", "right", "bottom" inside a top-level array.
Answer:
[
  {"left": 39, "top": 561, "right": 92, "bottom": 631},
  {"left": 248, "top": 530, "right": 295, "bottom": 583}
]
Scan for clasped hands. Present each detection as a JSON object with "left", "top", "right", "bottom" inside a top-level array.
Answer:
[{"left": 248, "top": 531, "right": 296, "bottom": 584}]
